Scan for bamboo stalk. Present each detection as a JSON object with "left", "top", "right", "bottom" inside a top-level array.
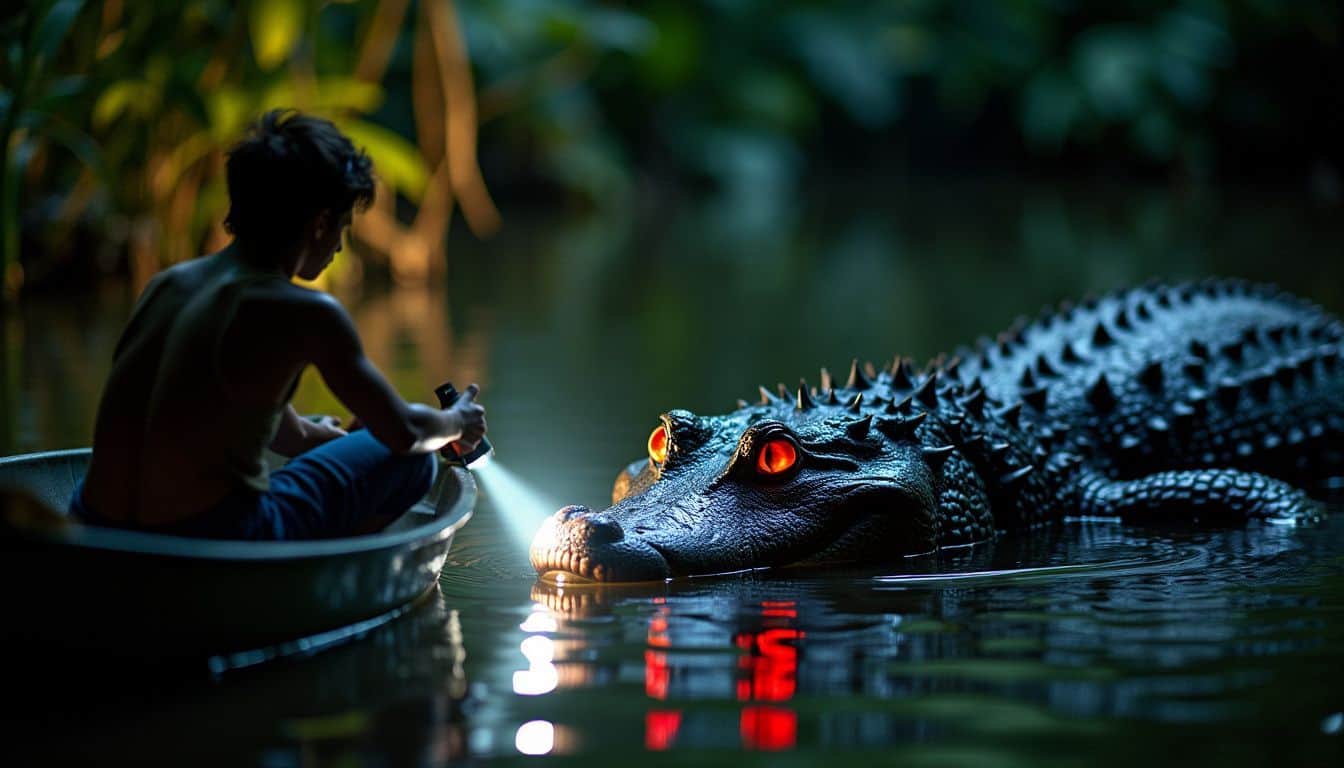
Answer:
[
  {"left": 426, "top": 0, "right": 500, "bottom": 238},
  {"left": 354, "top": 0, "right": 411, "bottom": 84}
]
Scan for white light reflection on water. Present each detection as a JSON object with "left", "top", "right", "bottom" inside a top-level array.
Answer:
[
  {"left": 520, "top": 609, "right": 558, "bottom": 634},
  {"left": 471, "top": 461, "right": 560, "bottom": 551},
  {"left": 513, "top": 631, "right": 559, "bottom": 696},
  {"left": 520, "top": 634, "right": 555, "bottom": 664},
  {"left": 515, "top": 720, "right": 555, "bottom": 755}
]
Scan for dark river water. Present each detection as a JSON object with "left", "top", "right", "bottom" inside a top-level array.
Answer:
[{"left": 4, "top": 183, "right": 1344, "bottom": 765}]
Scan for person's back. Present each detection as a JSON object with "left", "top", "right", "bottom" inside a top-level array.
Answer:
[
  {"left": 137, "top": 254, "right": 305, "bottom": 522},
  {"left": 83, "top": 257, "right": 225, "bottom": 526},
  {"left": 85, "top": 252, "right": 308, "bottom": 526},
  {"left": 75, "top": 110, "right": 487, "bottom": 539}
]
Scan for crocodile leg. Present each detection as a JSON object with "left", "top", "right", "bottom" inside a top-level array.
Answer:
[{"left": 1071, "top": 468, "right": 1323, "bottom": 524}]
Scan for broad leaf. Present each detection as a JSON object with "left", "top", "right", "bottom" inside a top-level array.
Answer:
[
  {"left": 260, "top": 77, "right": 384, "bottom": 114},
  {"left": 34, "top": 0, "right": 85, "bottom": 62},
  {"left": 249, "top": 0, "right": 304, "bottom": 71},
  {"left": 92, "top": 79, "right": 145, "bottom": 128},
  {"left": 335, "top": 119, "right": 429, "bottom": 202}
]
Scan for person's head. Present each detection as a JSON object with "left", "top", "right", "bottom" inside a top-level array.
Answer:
[{"left": 223, "top": 109, "right": 375, "bottom": 279}]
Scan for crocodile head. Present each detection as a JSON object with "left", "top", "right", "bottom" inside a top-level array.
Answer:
[{"left": 530, "top": 369, "right": 945, "bottom": 582}]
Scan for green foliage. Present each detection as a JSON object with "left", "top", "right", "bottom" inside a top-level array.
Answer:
[
  {"left": 248, "top": 0, "right": 304, "bottom": 71},
  {"left": 5, "top": 0, "right": 439, "bottom": 292},
  {"left": 335, "top": 118, "right": 429, "bottom": 202},
  {"left": 462, "top": 0, "right": 1339, "bottom": 195},
  {"left": 3, "top": 0, "right": 1339, "bottom": 295},
  {"left": 1, "top": 0, "right": 91, "bottom": 298}
]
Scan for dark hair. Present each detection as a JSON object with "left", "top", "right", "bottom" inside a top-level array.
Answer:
[{"left": 223, "top": 109, "right": 375, "bottom": 250}]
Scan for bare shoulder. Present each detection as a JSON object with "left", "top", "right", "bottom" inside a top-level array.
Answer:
[
  {"left": 138, "top": 259, "right": 198, "bottom": 296},
  {"left": 138, "top": 252, "right": 231, "bottom": 302},
  {"left": 239, "top": 282, "right": 358, "bottom": 347},
  {"left": 276, "top": 284, "right": 350, "bottom": 325},
  {"left": 162, "top": 252, "right": 225, "bottom": 286}
]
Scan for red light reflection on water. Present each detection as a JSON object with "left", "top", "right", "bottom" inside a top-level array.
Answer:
[
  {"left": 643, "top": 599, "right": 803, "bottom": 752},
  {"left": 740, "top": 705, "right": 797, "bottom": 751},
  {"left": 645, "top": 604, "right": 672, "bottom": 701},
  {"left": 734, "top": 603, "right": 803, "bottom": 749},
  {"left": 645, "top": 710, "right": 682, "bottom": 751},
  {"left": 734, "top": 627, "right": 803, "bottom": 702}
]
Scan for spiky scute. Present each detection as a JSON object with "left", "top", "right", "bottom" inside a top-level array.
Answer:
[
  {"left": 533, "top": 280, "right": 1343, "bottom": 581},
  {"left": 733, "top": 279, "right": 1342, "bottom": 531}
]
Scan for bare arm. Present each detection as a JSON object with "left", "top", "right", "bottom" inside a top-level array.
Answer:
[
  {"left": 305, "top": 297, "right": 482, "bottom": 455},
  {"left": 269, "top": 404, "right": 347, "bottom": 457}
]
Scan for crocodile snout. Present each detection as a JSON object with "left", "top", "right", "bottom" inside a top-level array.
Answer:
[{"left": 530, "top": 505, "right": 669, "bottom": 583}]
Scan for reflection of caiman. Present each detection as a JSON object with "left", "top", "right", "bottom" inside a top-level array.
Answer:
[{"left": 532, "top": 280, "right": 1344, "bottom": 582}]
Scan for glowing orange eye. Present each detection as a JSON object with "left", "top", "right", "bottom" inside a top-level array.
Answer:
[
  {"left": 755, "top": 439, "right": 798, "bottom": 476},
  {"left": 648, "top": 425, "right": 669, "bottom": 465}
]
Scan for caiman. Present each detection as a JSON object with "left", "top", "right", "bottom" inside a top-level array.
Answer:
[{"left": 531, "top": 280, "right": 1344, "bottom": 582}]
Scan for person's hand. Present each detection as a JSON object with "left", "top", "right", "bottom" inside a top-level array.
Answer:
[
  {"left": 442, "top": 383, "right": 487, "bottom": 457},
  {"left": 304, "top": 414, "right": 348, "bottom": 449}
]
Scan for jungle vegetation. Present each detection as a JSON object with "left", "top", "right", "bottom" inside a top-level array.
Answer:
[{"left": 1, "top": 0, "right": 1339, "bottom": 300}]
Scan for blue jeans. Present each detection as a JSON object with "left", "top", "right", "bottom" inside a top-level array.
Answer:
[{"left": 70, "top": 430, "right": 436, "bottom": 540}]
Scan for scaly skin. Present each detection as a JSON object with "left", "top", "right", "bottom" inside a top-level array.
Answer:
[{"left": 531, "top": 279, "right": 1344, "bottom": 582}]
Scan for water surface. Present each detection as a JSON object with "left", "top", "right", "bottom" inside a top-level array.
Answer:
[{"left": 4, "top": 184, "right": 1343, "bottom": 764}]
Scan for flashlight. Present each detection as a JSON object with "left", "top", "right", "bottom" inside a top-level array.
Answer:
[{"left": 435, "top": 381, "right": 494, "bottom": 468}]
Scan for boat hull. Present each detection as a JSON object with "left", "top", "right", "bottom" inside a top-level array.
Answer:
[{"left": 0, "top": 448, "right": 475, "bottom": 658}]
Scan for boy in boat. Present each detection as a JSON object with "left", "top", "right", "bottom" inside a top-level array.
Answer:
[{"left": 72, "top": 109, "right": 487, "bottom": 539}]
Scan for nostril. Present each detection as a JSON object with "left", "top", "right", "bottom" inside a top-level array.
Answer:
[
  {"left": 556, "top": 505, "right": 588, "bottom": 522},
  {"left": 577, "top": 513, "right": 624, "bottom": 544}
]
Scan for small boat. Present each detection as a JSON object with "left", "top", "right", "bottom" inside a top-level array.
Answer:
[{"left": 0, "top": 448, "right": 475, "bottom": 663}]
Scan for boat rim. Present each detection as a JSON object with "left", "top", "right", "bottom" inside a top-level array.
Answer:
[{"left": 0, "top": 447, "right": 476, "bottom": 562}]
